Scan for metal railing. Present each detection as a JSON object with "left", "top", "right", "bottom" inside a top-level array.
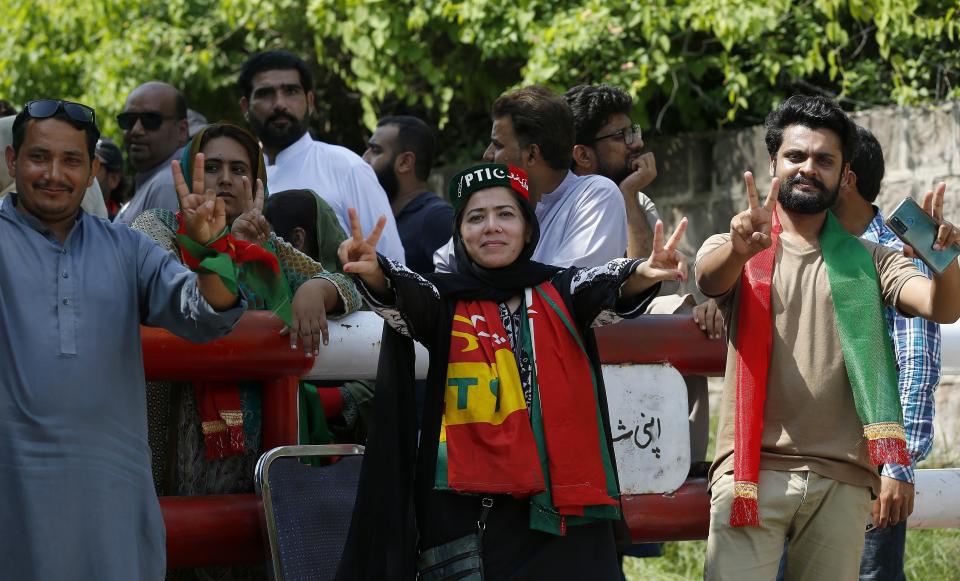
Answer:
[{"left": 145, "top": 311, "right": 957, "bottom": 564}]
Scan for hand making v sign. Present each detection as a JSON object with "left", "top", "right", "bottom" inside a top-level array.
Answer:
[{"left": 730, "top": 171, "right": 781, "bottom": 259}]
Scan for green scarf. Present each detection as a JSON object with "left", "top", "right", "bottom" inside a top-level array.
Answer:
[{"left": 731, "top": 210, "right": 909, "bottom": 527}]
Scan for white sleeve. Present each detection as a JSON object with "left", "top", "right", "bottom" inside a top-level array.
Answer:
[
  {"left": 549, "top": 182, "right": 628, "bottom": 268},
  {"left": 340, "top": 163, "right": 407, "bottom": 264},
  {"left": 81, "top": 182, "right": 108, "bottom": 219},
  {"left": 638, "top": 191, "right": 661, "bottom": 233},
  {"left": 432, "top": 237, "right": 456, "bottom": 273}
]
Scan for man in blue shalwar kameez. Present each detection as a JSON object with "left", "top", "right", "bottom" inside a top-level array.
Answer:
[{"left": 0, "top": 99, "right": 246, "bottom": 580}]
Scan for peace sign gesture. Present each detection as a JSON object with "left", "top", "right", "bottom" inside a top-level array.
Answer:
[
  {"left": 338, "top": 208, "right": 390, "bottom": 296},
  {"left": 625, "top": 217, "right": 691, "bottom": 296},
  {"left": 172, "top": 153, "right": 226, "bottom": 244},
  {"left": 730, "top": 171, "right": 780, "bottom": 259},
  {"left": 640, "top": 217, "right": 689, "bottom": 278},
  {"left": 231, "top": 175, "right": 270, "bottom": 244},
  {"left": 922, "top": 182, "right": 960, "bottom": 253}
]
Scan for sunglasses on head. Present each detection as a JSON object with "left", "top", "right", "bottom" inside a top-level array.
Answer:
[
  {"left": 116, "top": 111, "right": 177, "bottom": 131},
  {"left": 24, "top": 99, "right": 96, "bottom": 126}
]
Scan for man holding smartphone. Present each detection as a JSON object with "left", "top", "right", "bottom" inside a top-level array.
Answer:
[
  {"left": 832, "top": 125, "right": 941, "bottom": 580},
  {"left": 696, "top": 95, "right": 960, "bottom": 581}
]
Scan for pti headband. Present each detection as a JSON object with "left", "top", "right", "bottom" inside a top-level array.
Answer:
[{"left": 448, "top": 163, "right": 529, "bottom": 212}]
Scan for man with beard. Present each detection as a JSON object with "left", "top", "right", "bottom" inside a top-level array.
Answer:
[
  {"left": 237, "top": 50, "right": 404, "bottom": 262},
  {"left": 434, "top": 85, "right": 627, "bottom": 272},
  {"left": 564, "top": 84, "right": 715, "bottom": 483},
  {"left": 696, "top": 95, "right": 960, "bottom": 580},
  {"left": 362, "top": 115, "right": 452, "bottom": 274},
  {"left": 114, "top": 81, "right": 188, "bottom": 225},
  {"left": 565, "top": 84, "right": 658, "bottom": 259}
]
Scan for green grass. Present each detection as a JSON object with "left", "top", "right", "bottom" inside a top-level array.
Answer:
[{"left": 623, "top": 531, "right": 960, "bottom": 580}]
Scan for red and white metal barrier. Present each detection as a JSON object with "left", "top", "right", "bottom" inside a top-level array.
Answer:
[
  {"left": 144, "top": 314, "right": 310, "bottom": 568},
  {"left": 144, "top": 311, "right": 959, "bottom": 566}
]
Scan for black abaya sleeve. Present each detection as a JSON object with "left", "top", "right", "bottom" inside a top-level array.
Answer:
[{"left": 336, "top": 324, "right": 420, "bottom": 581}]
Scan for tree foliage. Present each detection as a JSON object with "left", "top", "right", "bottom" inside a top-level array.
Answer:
[{"left": 1, "top": 0, "right": 957, "bottom": 163}]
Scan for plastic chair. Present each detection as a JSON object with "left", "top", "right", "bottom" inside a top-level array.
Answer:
[{"left": 255, "top": 444, "right": 365, "bottom": 581}]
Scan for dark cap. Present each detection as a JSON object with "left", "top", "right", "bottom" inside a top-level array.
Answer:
[
  {"left": 95, "top": 138, "right": 123, "bottom": 171},
  {"left": 447, "top": 163, "right": 529, "bottom": 212}
]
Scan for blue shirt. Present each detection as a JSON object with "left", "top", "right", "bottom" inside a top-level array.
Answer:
[
  {"left": 396, "top": 191, "right": 453, "bottom": 275},
  {"left": 0, "top": 195, "right": 244, "bottom": 580},
  {"left": 861, "top": 208, "right": 941, "bottom": 484}
]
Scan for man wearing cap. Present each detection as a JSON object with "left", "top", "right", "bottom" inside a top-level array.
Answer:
[
  {"left": 0, "top": 99, "right": 244, "bottom": 580},
  {"left": 114, "top": 81, "right": 189, "bottom": 225},
  {"left": 95, "top": 138, "right": 127, "bottom": 220},
  {"left": 433, "top": 85, "right": 628, "bottom": 272}
]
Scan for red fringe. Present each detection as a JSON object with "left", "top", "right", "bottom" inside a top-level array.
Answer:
[
  {"left": 228, "top": 425, "right": 245, "bottom": 453},
  {"left": 203, "top": 426, "right": 246, "bottom": 460},
  {"left": 203, "top": 431, "right": 227, "bottom": 460},
  {"left": 730, "top": 496, "right": 760, "bottom": 527},
  {"left": 868, "top": 437, "right": 911, "bottom": 466}
]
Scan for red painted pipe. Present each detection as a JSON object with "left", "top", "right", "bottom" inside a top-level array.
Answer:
[
  {"left": 142, "top": 312, "right": 314, "bottom": 381},
  {"left": 161, "top": 495, "right": 264, "bottom": 569},
  {"left": 596, "top": 315, "right": 727, "bottom": 376},
  {"left": 621, "top": 477, "right": 711, "bottom": 542},
  {"left": 262, "top": 375, "right": 300, "bottom": 451},
  {"left": 145, "top": 313, "right": 305, "bottom": 568},
  {"left": 158, "top": 476, "right": 712, "bottom": 568},
  {"left": 146, "top": 312, "right": 723, "bottom": 568}
]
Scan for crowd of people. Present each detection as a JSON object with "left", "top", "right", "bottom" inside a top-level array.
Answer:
[{"left": 0, "top": 48, "right": 957, "bottom": 581}]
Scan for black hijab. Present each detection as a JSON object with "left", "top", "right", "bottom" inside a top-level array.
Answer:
[
  {"left": 424, "top": 164, "right": 560, "bottom": 301},
  {"left": 339, "top": 165, "right": 560, "bottom": 581}
]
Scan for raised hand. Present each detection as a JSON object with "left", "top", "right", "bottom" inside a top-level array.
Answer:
[
  {"left": 231, "top": 175, "right": 270, "bottom": 244},
  {"left": 921, "top": 182, "right": 960, "bottom": 252},
  {"left": 638, "top": 217, "right": 690, "bottom": 283},
  {"left": 172, "top": 153, "right": 226, "bottom": 245},
  {"left": 338, "top": 208, "right": 386, "bottom": 274},
  {"left": 730, "top": 171, "right": 779, "bottom": 258}
]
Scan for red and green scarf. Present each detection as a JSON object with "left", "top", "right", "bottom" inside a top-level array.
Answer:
[
  {"left": 435, "top": 282, "right": 619, "bottom": 535},
  {"left": 731, "top": 210, "right": 910, "bottom": 526},
  {"left": 176, "top": 213, "right": 295, "bottom": 459}
]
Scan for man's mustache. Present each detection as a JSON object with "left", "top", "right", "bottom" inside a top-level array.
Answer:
[
  {"left": 267, "top": 112, "right": 298, "bottom": 126},
  {"left": 33, "top": 180, "right": 74, "bottom": 191},
  {"left": 784, "top": 175, "right": 828, "bottom": 193}
]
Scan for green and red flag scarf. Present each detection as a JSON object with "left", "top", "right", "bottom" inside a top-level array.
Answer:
[
  {"left": 176, "top": 214, "right": 295, "bottom": 459},
  {"left": 173, "top": 125, "right": 316, "bottom": 459},
  {"left": 435, "top": 282, "right": 619, "bottom": 535},
  {"left": 731, "top": 210, "right": 910, "bottom": 527}
]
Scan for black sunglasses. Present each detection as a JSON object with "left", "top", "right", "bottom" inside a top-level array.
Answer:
[
  {"left": 24, "top": 99, "right": 96, "bottom": 126},
  {"left": 116, "top": 111, "right": 178, "bottom": 131}
]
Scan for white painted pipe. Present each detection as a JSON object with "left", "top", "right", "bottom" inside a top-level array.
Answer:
[
  {"left": 909, "top": 468, "right": 960, "bottom": 529},
  {"left": 940, "top": 322, "right": 960, "bottom": 375},
  {"left": 303, "top": 312, "right": 429, "bottom": 380},
  {"left": 317, "top": 314, "right": 960, "bottom": 380},
  {"left": 307, "top": 315, "right": 960, "bottom": 529}
]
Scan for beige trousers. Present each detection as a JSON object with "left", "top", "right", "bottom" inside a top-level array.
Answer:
[{"left": 705, "top": 470, "right": 872, "bottom": 581}]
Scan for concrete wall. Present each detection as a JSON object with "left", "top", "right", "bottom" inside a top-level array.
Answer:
[
  {"left": 676, "top": 101, "right": 960, "bottom": 468},
  {"left": 644, "top": 101, "right": 960, "bottom": 268}
]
